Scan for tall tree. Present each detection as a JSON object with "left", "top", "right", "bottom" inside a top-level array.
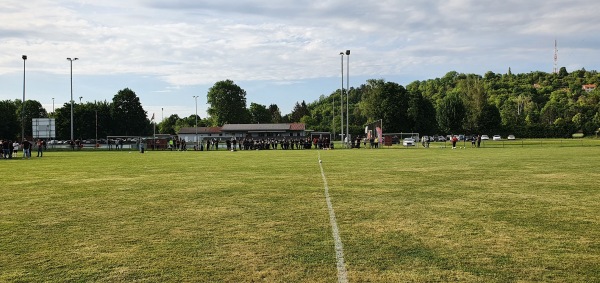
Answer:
[
  {"left": 249, "top": 102, "right": 272, "bottom": 124},
  {"left": 407, "top": 91, "right": 438, "bottom": 134},
  {"left": 53, "top": 103, "right": 71, "bottom": 140},
  {"left": 359, "top": 79, "right": 408, "bottom": 133},
  {"left": 18, "top": 99, "right": 48, "bottom": 139},
  {"left": 159, "top": 114, "right": 181, "bottom": 135},
  {"left": 290, "top": 101, "right": 310, "bottom": 122},
  {"left": 436, "top": 92, "right": 465, "bottom": 133},
  {"left": 110, "top": 88, "right": 148, "bottom": 136},
  {"left": 206, "top": 80, "right": 248, "bottom": 126},
  {"left": 460, "top": 76, "right": 487, "bottom": 133},
  {"left": 268, "top": 104, "right": 283, "bottom": 123},
  {"left": 0, "top": 100, "right": 19, "bottom": 139}
]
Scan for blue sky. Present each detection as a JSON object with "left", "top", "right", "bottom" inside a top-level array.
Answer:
[{"left": 1, "top": 0, "right": 599, "bottom": 120}]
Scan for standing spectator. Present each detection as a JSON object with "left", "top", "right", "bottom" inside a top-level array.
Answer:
[
  {"left": 2, "top": 139, "right": 9, "bottom": 159},
  {"left": 13, "top": 140, "right": 19, "bottom": 157},
  {"left": 477, "top": 135, "right": 481, "bottom": 148},
  {"left": 36, "top": 139, "right": 44, "bottom": 157},
  {"left": 22, "top": 139, "right": 32, "bottom": 159}
]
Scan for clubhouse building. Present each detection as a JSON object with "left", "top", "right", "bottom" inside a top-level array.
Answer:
[{"left": 177, "top": 123, "right": 309, "bottom": 142}]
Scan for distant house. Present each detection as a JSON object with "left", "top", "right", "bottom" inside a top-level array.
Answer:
[
  {"left": 221, "top": 123, "right": 308, "bottom": 139},
  {"left": 582, "top": 84, "right": 596, "bottom": 92},
  {"left": 177, "top": 123, "right": 309, "bottom": 141},
  {"left": 177, "top": 127, "right": 222, "bottom": 142}
]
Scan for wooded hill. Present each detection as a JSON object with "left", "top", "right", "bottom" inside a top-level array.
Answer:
[{"left": 299, "top": 67, "right": 600, "bottom": 138}]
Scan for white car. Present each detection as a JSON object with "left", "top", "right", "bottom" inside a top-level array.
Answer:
[
  {"left": 481, "top": 135, "right": 490, "bottom": 140},
  {"left": 493, "top": 135, "right": 501, "bottom": 141},
  {"left": 507, "top": 135, "right": 516, "bottom": 140},
  {"left": 402, "top": 138, "right": 415, "bottom": 146}
]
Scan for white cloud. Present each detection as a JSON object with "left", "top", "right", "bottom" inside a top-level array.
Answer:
[{"left": 1, "top": 0, "right": 599, "bottom": 115}]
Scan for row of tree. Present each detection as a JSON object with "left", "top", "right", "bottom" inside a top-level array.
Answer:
[
  {"left": 2, "top": 68, "right": 600, "bottom": 141},
  {"left": 0, "top": 88, "right": 150, "bottom": 141}
]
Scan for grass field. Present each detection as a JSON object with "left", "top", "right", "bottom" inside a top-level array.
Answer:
[{"left": 2, "top": 144, "right": 600, "bottom": 282}]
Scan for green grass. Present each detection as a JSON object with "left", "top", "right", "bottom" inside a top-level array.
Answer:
[{"left": 1, "top": 145, "right": 600, "bottom": 282}]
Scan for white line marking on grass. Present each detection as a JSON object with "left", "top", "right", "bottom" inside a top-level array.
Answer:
[{"left": 318, "top": 152, "right": 348, "bottom": 283}]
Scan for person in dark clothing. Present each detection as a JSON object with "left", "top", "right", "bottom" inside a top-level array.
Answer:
[{"left": 22, "top": 139, "right": 32, "bottom": 159}]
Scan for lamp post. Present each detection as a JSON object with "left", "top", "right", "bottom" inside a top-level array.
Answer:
[
  {"left": 332, "top": 92, "right": 335, "bottom": 140},
  {"left": 193, "top": 96, "right": 199, "bottom": 149},
  {"left": 95, "top": 109, "right": 98, "bottom": 149},
  {"left": 21, "top": 55, "right": 27, "bottom": 141},
  {"left": 67, "top": 57, "right": 78, "bottom": 142},
  {"left": 339, "top": 51, "right": 344, "bottom": 144},
  {"left": 346, "top": 50, "right": 350, "bottom": 145},
  {"left": 52, "top": 98, "right": 55, "bottom": 114}
]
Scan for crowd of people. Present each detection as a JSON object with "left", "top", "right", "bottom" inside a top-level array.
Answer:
[
  {"left": 1, "top": 138, "right": 46, "bottom": 159},
  {"left": 161, "top": 136, "right": 391, "bottom": 151},
  {"left": 163, "top": 137, "right": 336, "bottom": 151}
]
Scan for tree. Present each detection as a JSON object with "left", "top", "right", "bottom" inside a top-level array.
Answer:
[
  {"left": 460, "top": 76, "right": 487, "bottom": 133},
  {"left": 18, "top": 99, "right": 48, "bottom": 139},
  {"left": 558, "top": 67, "right": 568, "bottom": 78},
  {"left": 407, "top": 91, "right": 438, "bottom": 134},
  {"left": 206, "top": 80, "right": 249, "bottom": 126},
  {"left": 436, "top": 92, "right": 465, "bottom": 133},
  {"left": 71, "top": 101, "right": 112, "bottom": 140},
  {"left": 0, "top": 100, "right": 19, "bottom": 139},
  {"left": 268, "top": 104, "right": 283, "bottom": 123},
  {"left": 53, "top": 103, "right": 71, "bottom": 140},
  {"left": 290, "top": 101, "right": 310, "bottom": 122},
  {"left": 359, "top": 79, "right": 408, "bottom": 133},
  {"left": 111, "top": 88, "right": 148, "bottom": 136},
  {"left": 478, "top": 103, "right": 502, "bottom": 133},
  {"left": 159, "top": 114, "right": 181, "bottom": 135},
  {"left": 249, "top": 102, "right": 272, "bottom": 124}
]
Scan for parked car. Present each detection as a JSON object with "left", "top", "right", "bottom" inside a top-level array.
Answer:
[
  {"left": 437, "top": 136, "right": 446, "bottom": 142},
  {"left": 402, "top": 138, "right": 416, "bottom": 146},
  {"left": 507, "top": 135, "right": 516, "bottom": 140},
  {"left": 481, "top": 135, "right": 490, "bottom": 140},
  {"left": 493, "top": 135, "right": 501, "bottom": 141}
]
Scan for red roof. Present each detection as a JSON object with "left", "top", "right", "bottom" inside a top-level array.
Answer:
[{"left": 289, "top": 123, "right": 305, "bottom": 131}]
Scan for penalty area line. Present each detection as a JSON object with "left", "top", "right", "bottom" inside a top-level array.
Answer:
[{"left": 318, "top": 152, "right": 348, "bottom": 283}]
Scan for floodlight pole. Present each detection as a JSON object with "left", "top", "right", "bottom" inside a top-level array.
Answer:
[
  {"left": 346, "top": 50, "right": 350, "bottom": 146},
  {"left": 340, "top": 51, "right": 344, "bottom": 144},
  {"left": 193, "top": 95, "right": 199, "bottom": 149},
  {"left": 21, "top": 55, "right": 27, "bottom": 141},
  {"left": 67, "top": 57, "right": 78, "bottom": 142},
  {"left": 332, "top": 90, "right": 335, "bottom": 139}
]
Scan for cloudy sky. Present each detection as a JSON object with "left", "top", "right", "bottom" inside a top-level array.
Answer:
[{"left": 1, "top": 0, "right": 598, "bottom": 119}]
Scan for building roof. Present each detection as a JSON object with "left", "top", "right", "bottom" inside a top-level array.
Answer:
[
  {"left": 221, "top": 123, "right": 305, "bottom": 132},
  {"left": 177, "top": 123, "right": 306, "bottom": 135},
  {"left": 178, "top": 127, "right": 222, "bottom": 134},
  {"left": 289, "top": 123, "right": 306, "bottom": 131}
]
